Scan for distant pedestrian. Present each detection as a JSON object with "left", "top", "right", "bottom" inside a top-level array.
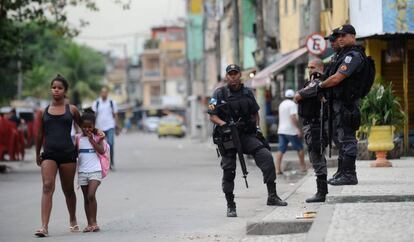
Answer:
[
  {"left": 92, "top": 86, "right": 119, "bottom": 170},
  {"left": 275, "top": 89, "right": 307, "bottom": 174},
  {"left": 76, "top": 110, "right": 107, "bottom": 233},
  {"left": 35, "top": 74, "right": 81, "bottom": 237}
]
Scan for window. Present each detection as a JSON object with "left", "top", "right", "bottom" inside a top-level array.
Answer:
[{"left": 293, "top": 0, "right": 297, "bottom": 12}]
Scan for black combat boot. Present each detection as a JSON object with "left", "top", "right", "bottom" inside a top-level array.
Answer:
[
  {"left": 306, "top": 175, "right": 328, "bottom": 203},
  {"left": 329, "top": 161, "right": 358, "bottom": 186},
  {"left": 225, "top": 193, "right": 237, "bottom": 217},
  {"left": 266, "top": 182, "right": 288, "bottom": 206},
  {"left": 328, "top": 159, "right": 342, "bottom": 184}
]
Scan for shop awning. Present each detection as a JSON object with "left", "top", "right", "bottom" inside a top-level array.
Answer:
[{"left": 252, "top": 47, "right": 308, "bottom": 88}]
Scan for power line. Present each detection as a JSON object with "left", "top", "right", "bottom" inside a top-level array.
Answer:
[{"left": 76, "top": 32, "right": 149, "bottom": 40}]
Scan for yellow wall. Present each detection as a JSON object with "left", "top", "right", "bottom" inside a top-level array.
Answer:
[
  {"left": 321, "top": 0, "right": 349, "bottom": 35},
  {"left": 159, "top": 41, "right": 185, "bottom": 51},
  {"left": 364, "top": 39, "right": 414, "bottom": 79},
  {"left": 279, "top": 0, "right": 300, "bottom": 53},
  {"left": 332, "top": 0, "right": 349, "bottom": 28},
  {"left": 365, "top": 39, "right": 387, "bottom": 78}
]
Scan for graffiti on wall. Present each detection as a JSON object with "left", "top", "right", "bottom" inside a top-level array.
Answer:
[{"left": 383, "top": 0, "right": 414, "bottom": 32}]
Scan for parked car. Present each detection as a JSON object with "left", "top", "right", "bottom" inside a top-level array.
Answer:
[
  {"left": 157, "top": 115, "right": 185, "bottom": 138},
  {"left": 143, "top": 116, "right": 160, "bottom": 132}
]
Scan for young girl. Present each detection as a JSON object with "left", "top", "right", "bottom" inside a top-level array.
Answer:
[{"left": 77, "top": 110, "right": 105, "bottom": 232}]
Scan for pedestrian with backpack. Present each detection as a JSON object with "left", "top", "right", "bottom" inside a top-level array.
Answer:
[
  {"left": 75, "top": 109, "right": 110, "bottom": 233},
  {"left": 314, "top": 24, "right": 375, "bottom": 186},
  {"left": 92, "top": 86, "right": 119, "bottom": 170}
]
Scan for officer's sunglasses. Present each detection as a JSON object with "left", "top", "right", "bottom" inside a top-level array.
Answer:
[{"left": 307, "top": 66, "right": 316, "bottom": 69}]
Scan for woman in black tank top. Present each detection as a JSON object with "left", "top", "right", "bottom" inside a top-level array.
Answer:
[{"left": 35, "top": 75, "right": 82, "bottom": 237}]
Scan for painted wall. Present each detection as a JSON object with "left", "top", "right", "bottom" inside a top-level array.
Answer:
[
  {"left": 187, "top": 14, "right": 203, "bottom": 60},
  {"left": 241, "top": 0, "right": 257, "bottom": 69},
  {"left": 279, "top": 0, "right": 301, "bottom": 53}
]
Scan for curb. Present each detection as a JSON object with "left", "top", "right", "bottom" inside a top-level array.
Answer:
[{"left": 245, "top": 173, "right": 313, "bottom": 235}]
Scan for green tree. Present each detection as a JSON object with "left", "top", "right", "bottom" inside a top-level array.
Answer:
[{"left": 0, "top": 0, "right": 129, "bottom": 104}]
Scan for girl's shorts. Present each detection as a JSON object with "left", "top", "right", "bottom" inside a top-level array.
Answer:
[{"left": 78, "top": 171, "right": 102, "bottom": 186}]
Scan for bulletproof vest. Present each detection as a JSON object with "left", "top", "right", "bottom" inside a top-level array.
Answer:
[
  {"left": 332, "top": 46, "right": 365, "bottom": 103},
  {"left": 217, "top": 86, "right": 257, "bottom": 133},
  {"left": 298, "top": 79, "right": 322, "bottom": 120}
]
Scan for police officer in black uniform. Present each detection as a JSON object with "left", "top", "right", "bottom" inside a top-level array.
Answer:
[
  {"left": 323, "top": 28, "right": 345, "bottom": 183},
  {"left": 208, "top": 64, "right": 287, "bottom": 217},
  {"left": 294, "top": 59, "right": 328, "bottom": 202},
  {"left": 324, "top": 28, "right": 341, "bottom": 77},
  {"left": 317, "top": 24, "right": 366, "bottom": 186}
]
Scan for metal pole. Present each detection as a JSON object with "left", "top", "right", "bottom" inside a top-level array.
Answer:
[
  {"left": 16, "top": 6, "right": 23, "bottom": 100},
  {"left": 309, "top": 0, "right": 321, "bottom": 61},
  {"left": 256, "top": 0, "right": 267, "bottom": 136},
  {"left": 403, "top": 41, "right": 409, "bottom": 154},
  {"left": 215, "top": 0, "right": 222, "bottom": 82},
  {"left": 201, "top": 3, "right": 209, "bottom": 140},
  {"left": 232, "top": 0, "right": 240, "bottom": 64}
]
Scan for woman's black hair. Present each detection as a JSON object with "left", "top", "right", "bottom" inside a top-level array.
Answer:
[
  {"left": 81, "top": 108, "right": 96, "bottom": 124},
  {"left": 51, "top": 74, "right": 69, "bottom": 91}
]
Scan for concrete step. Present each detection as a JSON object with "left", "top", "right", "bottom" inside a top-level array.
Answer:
[
  {"left": 246, "top": 173, "right": 323, "bottom": 236},
  {"left": 243, "top": 158, "right": 414, "bottom": 241},
  {"left": 241, "top": 233, "right": 307, "bottom": 242}
]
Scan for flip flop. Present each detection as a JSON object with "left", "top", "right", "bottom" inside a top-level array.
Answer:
[
  {"left": 83, "top": 226, "right": 94, "bottom": 233},
  {"left": 91, "top": 225, "right": 100, "bottom": 232},
  {"left": 34, "top": 228, "right": 48, "bottom": 237},
  {"left": 70, "top": 224, "right": 80, "bottom": 232}
]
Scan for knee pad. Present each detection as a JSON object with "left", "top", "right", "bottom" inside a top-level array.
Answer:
[{"left": 223, "top": 169, "right": 236, "bottom": 182}]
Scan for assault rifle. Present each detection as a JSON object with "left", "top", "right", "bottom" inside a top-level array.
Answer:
[
  {"left": 327, "top": 89, "right": 333, "bottom": 158},
  {"left": 214, "top": 101, "right": 249, "bottom": 188},
  {"left": 228, "top": 119, "right": 249, "bottom": 188},
  {"left": 319, "top": 88, "right": 333, "bottom": 157}
]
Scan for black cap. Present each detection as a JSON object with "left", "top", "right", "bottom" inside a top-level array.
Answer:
[
  {"left": 324, "top": 28, "right": 339, "bottom": 41},
  {"left": 337, "top": 24, "right": 356, "bottom": 35},
  {"left": 226, "top": 64, "right": 241, "bottom": 73}
]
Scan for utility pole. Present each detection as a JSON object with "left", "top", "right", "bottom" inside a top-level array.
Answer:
[
  {"left": 16, "top": 6, "right": 23, "bottom": 100},
  {"left": 232, "top": 0, "right": 240, "bottom": 64},
  {"left": 255, "top": 0, "right": 268, "bottom": 136},
  {"left": 201, "top": 3, "right": 208, "bottom": 140},
  {"left": 309, "top": 0, "right": 321, "bottom": 61},
  {"left": 215, "top": 0, "right": 222, "bottom": 83}
]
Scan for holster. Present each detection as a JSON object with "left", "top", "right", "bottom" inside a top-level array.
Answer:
[
  {"left": 213, "top": 125, "right": 235, "bottom": 156},
  {"left": 256, "top": 131, "right": 271, "bottom": 151}
]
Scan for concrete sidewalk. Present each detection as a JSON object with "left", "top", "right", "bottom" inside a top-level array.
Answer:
[{"left": 243, "top": 157, "right": 414, "bottom": 242}]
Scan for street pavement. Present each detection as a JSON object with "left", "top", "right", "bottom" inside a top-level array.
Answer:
[
  {"left": 243, "top": 158, "right": 414, "bottom": 242},
  {"left": 0, "top": 132, "right": 307, "bottom": 242}
]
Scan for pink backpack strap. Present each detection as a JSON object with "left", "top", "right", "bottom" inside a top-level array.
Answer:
[{"left": 75, "top": 134, "right": 82, "bottom": 150}]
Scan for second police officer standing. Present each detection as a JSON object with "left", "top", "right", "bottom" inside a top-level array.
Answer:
[
  {"left": 294, "top": 58, "right": 328, "bottom": 203},
  {"left": 208, "top": 64, "right": 287, "bottom": 217}
]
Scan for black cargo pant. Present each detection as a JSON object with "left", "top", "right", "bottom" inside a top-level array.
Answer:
[
  {"left": 303, "top": 121, "right": 327, "bottom": 176},
  {"left": 220, "top": 133, "right": 276, "bottom": 194},
  {"left": 332, "top": 100, "right": 360, "bottom": 173}
]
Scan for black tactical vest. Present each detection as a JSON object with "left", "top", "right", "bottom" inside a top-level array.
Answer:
[
  {"left": 332, "top": 46, "right": 365, "bottom": 103},
  {"left": 217, "top": 85, "right": 257, "bottom": 133},
  {"left": 298, "top": 81, "right": 322, "bottom": 120}
]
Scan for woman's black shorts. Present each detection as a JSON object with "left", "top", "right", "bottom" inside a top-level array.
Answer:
[{"left": 41, "top": 150, "right": 77, "bottom": 166}]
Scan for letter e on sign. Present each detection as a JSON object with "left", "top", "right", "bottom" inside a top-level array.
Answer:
[{"left": 306, "top": 33, "right": 327, "bottom": 56}]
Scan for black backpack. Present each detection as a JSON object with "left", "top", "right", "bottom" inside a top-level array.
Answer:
[
  {"left": 358, "top": 53, "right": 376, "bottom": 98},
  {"left": 346, "top": 48, "right": 376, "bottom": 100}
]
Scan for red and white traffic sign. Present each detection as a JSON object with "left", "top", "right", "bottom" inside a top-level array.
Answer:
[{"left": 306, "top": 33, "right": 327, "bottom": 55}]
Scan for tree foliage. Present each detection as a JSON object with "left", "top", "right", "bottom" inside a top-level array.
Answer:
[{"left": 0, "top": 0, "right": 129, "bottom": 105}]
